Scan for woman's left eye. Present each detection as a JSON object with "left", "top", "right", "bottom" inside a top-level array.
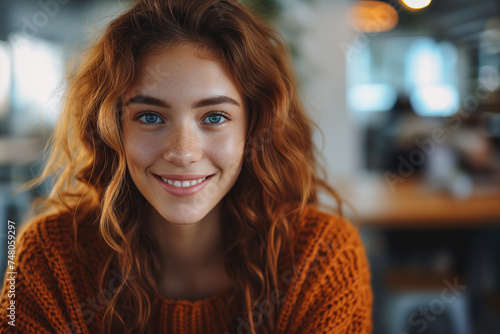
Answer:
[{"left": 201, "top": 112, "right": 230, "bottom": 125}]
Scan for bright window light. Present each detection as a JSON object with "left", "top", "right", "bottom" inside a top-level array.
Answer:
[
  {"left": 347, "top": 84, "right": 398, "bottom": 112},
  {"left": 0, "top": 42, "right": 10, "bottom": 118},
  {"left": 410, "top": 84, "right": 459, "bottom": 117},
  {"left": 9, "top": 33, "right": 65, "bottom": 134},
  {"left": 405, "top": 38, "right": 459, "bottom": 116},
  {"left": 405, "top": 38, "right": 443, "bottom": 88}
]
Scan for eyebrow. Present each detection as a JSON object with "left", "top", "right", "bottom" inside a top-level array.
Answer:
[
  {"left": 125, "top": 95, "right": 170, "bottom": 108},
  {"left": 125, "top": 95, "right": 240, "bottom": 108}
]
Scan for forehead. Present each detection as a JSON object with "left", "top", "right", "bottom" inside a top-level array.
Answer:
[{"left": 126, "top": 44, "right": 240, "bottom": 102}]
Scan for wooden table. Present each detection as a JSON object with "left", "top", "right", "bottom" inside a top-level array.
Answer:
[{"left": 334, "top": 173, "right": 500, "bottom": 228}]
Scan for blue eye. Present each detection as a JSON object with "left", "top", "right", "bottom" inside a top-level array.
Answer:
[
  {"left": 138, "top": 113, "right": 163, "bottom": 124},
  {"left": 206, "top": 115, "right": 222, "bottom": 123},
  {"left": 202, "top": 112, "right": 230, "bottom": 125}
]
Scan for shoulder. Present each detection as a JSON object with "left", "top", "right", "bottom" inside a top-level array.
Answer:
[
  {"left": 17, "top": 210, "right": 87, "bottom": 252},
  {"left": 280, "top": 204, "right": 370, "bottom": 295},
  {"left": 298, "top": 205, "right": 370, "bottom": 277},
  {"left": 0, "top": 211, "right": 104, "bottom": 333},
  {"left": 17, "top": 211, "right": 74, "bottom": 250},
  {"left": 292, "top": 205, "right": 364, "bottom": 259},
  {"left": 276, "top": 205, "right": 373, "bottom": 333},
  {"left": 4, "top": 210, "right": 106, "bottom": 309},
  {"left": 15, "top": 209, "right": 104, "bottom": 275},
  {"left": 14, "top": 212, "right": 72, "bottom": 266},
  {"left": 21, "top": 207, "right": 101, "bottom": 242}
]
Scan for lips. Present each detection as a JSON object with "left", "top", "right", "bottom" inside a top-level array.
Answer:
[{"left": 153, "top": 173, "right": 215, "bottom": 197}]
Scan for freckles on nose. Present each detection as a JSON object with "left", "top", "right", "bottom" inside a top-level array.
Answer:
[{"left": 173, "top": 127, "right": 199, "bottom": 151}]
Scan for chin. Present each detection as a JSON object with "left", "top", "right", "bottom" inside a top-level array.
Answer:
[{"left": 158, "top": 205, "right": 213, "bottom": 225}]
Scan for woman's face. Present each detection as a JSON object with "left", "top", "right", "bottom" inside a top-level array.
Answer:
[{"left": 121, "top": 44, "right": 247, "bottom": 224}]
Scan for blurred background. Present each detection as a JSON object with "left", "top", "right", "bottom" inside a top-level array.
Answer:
[{"left": 1, "top": 0, "right": 500, "bottom": 333}]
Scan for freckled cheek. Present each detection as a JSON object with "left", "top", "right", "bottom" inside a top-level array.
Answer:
[
  {"left": 123, "top": 132, "right": 159, "bottom": 173},
  {"left": 206, "top": 131, "right": 246, "bottom": 171}
]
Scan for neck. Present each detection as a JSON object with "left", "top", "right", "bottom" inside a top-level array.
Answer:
[{"left": 147, "top": 203, "right": 225, "bottom": 275}]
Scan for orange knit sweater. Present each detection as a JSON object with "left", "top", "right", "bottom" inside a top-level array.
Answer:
[{"left": 0, "top": 205, "right": 372, "bottom": 333}]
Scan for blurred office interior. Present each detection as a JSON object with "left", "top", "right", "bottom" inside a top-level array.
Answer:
[{"left": 0, "top": 0, "right": 500, "bottom": 333}]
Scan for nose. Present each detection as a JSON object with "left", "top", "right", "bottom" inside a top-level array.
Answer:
[{"left": 163, "top": 124, "right": 202, "bottom": 166}]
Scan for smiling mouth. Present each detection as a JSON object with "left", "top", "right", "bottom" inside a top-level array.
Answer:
[{"left": 154, "top": 174, "right": 215, "bottom": 188}]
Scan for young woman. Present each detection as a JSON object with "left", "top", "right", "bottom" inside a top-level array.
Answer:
[{"left": 0, "top": 0, "right": 372, "bottom": 333}]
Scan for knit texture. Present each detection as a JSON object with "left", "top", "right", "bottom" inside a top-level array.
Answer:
[{"left": 0, "top": 205, "right": 372, "bottom": 333}]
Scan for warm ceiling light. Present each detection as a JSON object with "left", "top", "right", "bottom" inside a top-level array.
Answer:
[
  {"left": 347, "top": 1, "right": 398, "bottom": 33},
  {"left": 400, "top": 0, "right": 432, "bottom": 10}
]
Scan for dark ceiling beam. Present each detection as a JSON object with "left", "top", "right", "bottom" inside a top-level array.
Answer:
[
  {"left": 446, "top": 19, "right": 489, "bottom": 38},
  {"left": 457, "top": 31, "right": 484, "bottom": 44},
  {"left": 0, "top": 1, "right": 7, "bottom": 40},
  {"left": 438, "top": 2, "right": 499, "bottom": 27}
]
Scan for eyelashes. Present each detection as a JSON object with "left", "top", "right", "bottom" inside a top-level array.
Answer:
[
  {"left": 201, "top": 111, "right": 231, "bottom": 126},
  {"left": 136, "top": 112, "right": 163, "bottom": 124},
  {"left": 134, "top": 110, "right": 231, "bottom": 127}
]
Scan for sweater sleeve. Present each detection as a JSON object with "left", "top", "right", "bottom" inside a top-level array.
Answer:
[
  {"left": 286, "top": 217, "right": 373, "bottom": 334},
  {"left": 0, "top": 217, "right": 89, "bottom": 334}
]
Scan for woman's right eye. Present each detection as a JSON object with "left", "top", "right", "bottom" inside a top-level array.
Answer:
[{"left": 137, "top": 112, "right": 164, "bottom": 125}]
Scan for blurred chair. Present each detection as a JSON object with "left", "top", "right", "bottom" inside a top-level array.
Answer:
[
  {"left": 379, "top": 230, "right": 474, "bottom": 334},
  {"left": 385, "top": 290, "right": 473, "bottom": 334},
  {"left": 466, "top": 228, "right": 500, "bottom": 333}
]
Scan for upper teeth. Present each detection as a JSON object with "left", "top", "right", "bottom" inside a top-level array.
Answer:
[{"left": 160, "top": 176, "right": 208, "bottom": 187}]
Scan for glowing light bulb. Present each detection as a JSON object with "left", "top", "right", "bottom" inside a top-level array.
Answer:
[{"left": 400, "top": 0, "right": 432, "bottom": 10}]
